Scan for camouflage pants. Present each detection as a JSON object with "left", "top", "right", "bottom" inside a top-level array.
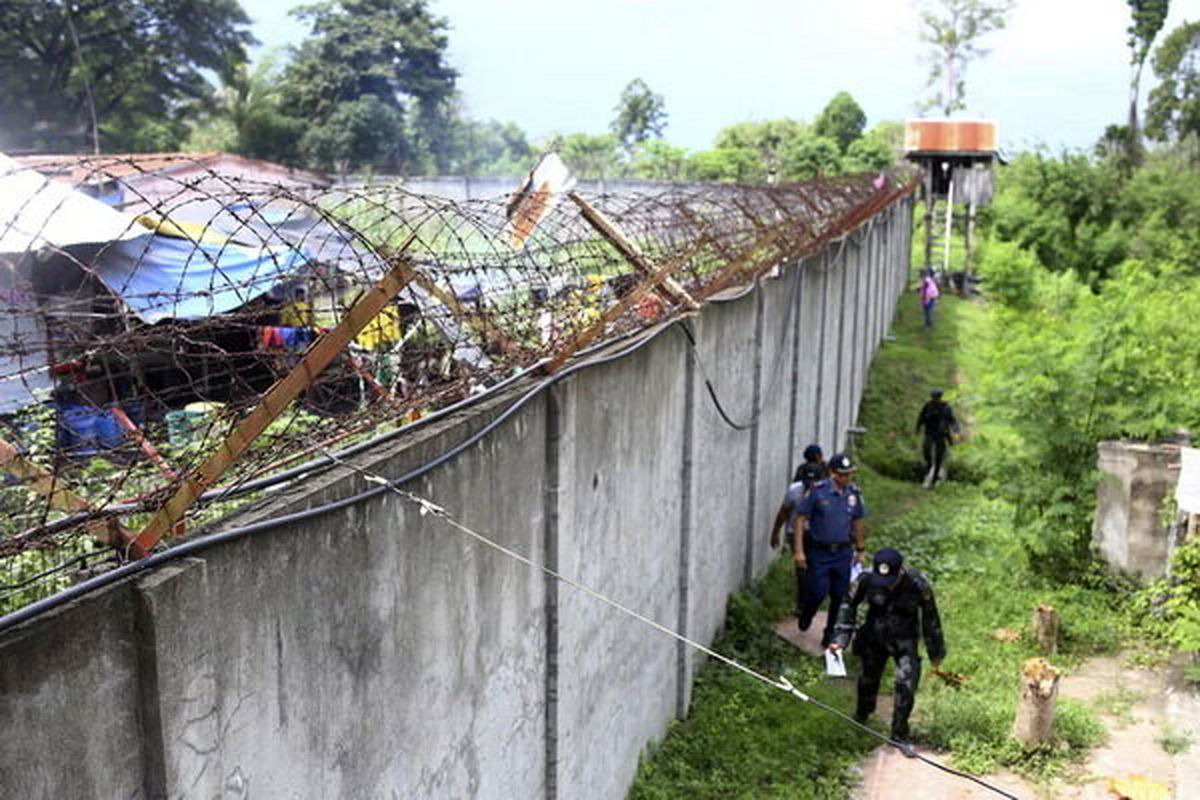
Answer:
[{"left": 856, "top": 638, "right": 922, "bottom": 739}]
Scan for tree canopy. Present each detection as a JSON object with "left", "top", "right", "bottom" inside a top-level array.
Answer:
[
  {"left": 281, "top": 0, "right": 458, "bottom": 173},
  {"left": 917, "top": 0, "right": 1013, "bottom": 117},
  {"left": 813, "top": 92, "right": 866, "bottom": 152},
  {"left": 0, "top": 0, "right": 254, "bottom": 153},
  {"left": 1145, "top": 20, "right": 1200, "bottom": 145},
  {"left": 610, "top": 78, "right": 668, "bottom": 154}
]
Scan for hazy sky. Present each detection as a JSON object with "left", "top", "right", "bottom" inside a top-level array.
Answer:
[{"left": 245, "top": 0, "right": 1200, "bottom": 153}]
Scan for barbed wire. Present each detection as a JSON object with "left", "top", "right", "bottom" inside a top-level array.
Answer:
[{"left": 0, "top": 152, "right": 917, "bottom": 610}]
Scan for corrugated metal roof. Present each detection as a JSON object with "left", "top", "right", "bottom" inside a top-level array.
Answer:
[
  {"left": 904, "top": 120, "right": 998, "bottom": 155},
  {"left": 14, "top": 152, "right": 331, "bottom": 188}
]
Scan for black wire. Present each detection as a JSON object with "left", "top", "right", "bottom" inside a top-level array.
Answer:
[
  {"left": 0, "top": 551, "right": 111, "bottom": 592},
  {"left": 0, "top": 317, "right": 675, "bottom": 635},
  {"left": 682, "top": 259, "right": 806, "bottom": 432},
  {"left": 680, "top": 315, "right": 756, "bottom": 432}
]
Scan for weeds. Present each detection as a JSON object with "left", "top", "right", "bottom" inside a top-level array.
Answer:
[
  {"left": 1090, "top": 687, "right": 1142, "bottom": 727},
  {"left": 1156, "top": 725, "right": 1193, "bottom": 756},
  {"left": 630, "top": 295, "right": 1130, "bottom": 797}
]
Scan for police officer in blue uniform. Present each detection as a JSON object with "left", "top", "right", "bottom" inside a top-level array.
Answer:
[{"left": 790, "top": 452, "right": 867, "bottom": 647}]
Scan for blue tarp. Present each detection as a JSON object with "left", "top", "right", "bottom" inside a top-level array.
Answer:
[{"left": 95, "top": 233, "right": 309, "bottom": 322}]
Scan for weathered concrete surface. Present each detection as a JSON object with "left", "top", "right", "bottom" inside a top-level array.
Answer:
[
  {"left": 556, "top": 329, "right": 687, "bottom": 800},
  {"left": 1093, "top": 441, "right": 1183, "bottom": 579},
  {"left": 0, "top": 198, "right": 913, "bottom": 800},
  {"left": 0, "top": 582, "right": 143, "bottom": 798}
]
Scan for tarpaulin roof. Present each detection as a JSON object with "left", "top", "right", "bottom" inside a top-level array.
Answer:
[
  {"left": 0, "top": 271, "right": 52, "bottom": 415},
  {"left": 0, "top": 151, "right": 143, "bottom": 255},
  {"left": 95, "top": 233, "right": 309, "bottom": 322}
]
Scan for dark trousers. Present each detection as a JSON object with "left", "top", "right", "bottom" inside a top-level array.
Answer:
[
  {"left": 922, "top": 435, "right": 948, "bottom": 482},
  {"left": 796, "top": 547, "right": 852, "bottom": 646},
  {"left": 856, "top": 638, "right": 922, "bottom": 739},
  {"left": 922, "top": 299, "right": 936, "bottom": 327}
]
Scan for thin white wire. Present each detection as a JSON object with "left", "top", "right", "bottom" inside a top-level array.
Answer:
[
  {"left": 321, "top": 450, "right": 808, "bottom": 700},
  {"left": 319, "top": 450, "right": 1020, "bottom": 800}
]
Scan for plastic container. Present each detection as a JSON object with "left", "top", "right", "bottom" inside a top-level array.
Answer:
[
  {"left": 165, "top": 402, "right": 221, "bottom": 446},
  {"left": 56, "top": 405, "right": 124, "bottom": 454}
]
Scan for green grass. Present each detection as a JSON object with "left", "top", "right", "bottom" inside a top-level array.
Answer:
[
  {"left": 1157, "top": 725, "right": 1193, "bottom": 756},
  {"left": 628, "top": 558, "right": 876, "bottom": 800},
  {"left": 628, "top": 294, "right": 1131, "bottom": 797},
  {"left": 1091, "top": 687, "right": 1142, "bottom": 727}
]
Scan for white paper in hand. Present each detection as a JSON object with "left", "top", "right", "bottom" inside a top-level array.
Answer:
[
  {"left": 825, "top": 649, "right": 847, "bottom": 677},
  {"left": 850, "top": 561, "right": 864, "bottom": 584}
]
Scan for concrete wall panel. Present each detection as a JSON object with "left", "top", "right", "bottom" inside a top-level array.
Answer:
[
  {"left": 688, "top": 291, "right": 758, "bottom": 655},
  {"left": 0, "top": 583, "right": 143, "bottom": 798},
  {"left": 555, "top": 329, "right": 687, "bottom": 800},
  {"left": 753, "top": 270, "right": 801, "bottom": 577}
]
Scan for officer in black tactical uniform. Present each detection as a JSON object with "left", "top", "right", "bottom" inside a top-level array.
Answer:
[
  {"left": 791, "top": 443, "right": 827, "bottom": 488},
  {"left": 915, "top": 389, "right": 959, "bottom": 488},
  {"left": 830, "top": 547, "right": 945, "bottom": 743}
]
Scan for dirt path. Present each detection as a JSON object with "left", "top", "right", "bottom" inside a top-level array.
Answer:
[
  {"left": 772, "top": 617, "right": 1198, "bottom": 799},
  {"left": 850, "top": 654, "right": 1199, "bottom": 800}
]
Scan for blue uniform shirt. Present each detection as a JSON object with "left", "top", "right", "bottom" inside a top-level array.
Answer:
[{"left": 794, "top": 479, "right": 865, "bottom": 544}]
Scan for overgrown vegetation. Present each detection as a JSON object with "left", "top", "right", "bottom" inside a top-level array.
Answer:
[
  {"left": 972, "top": 144, "right": 1200, "bottom": 619},
  {"left": 630, "top": 289, "right": 1136, "bottom": 797}
]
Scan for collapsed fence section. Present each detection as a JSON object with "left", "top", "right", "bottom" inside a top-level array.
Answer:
[{"left": 0, "top": 153, "right": 917, "bottom": 612}]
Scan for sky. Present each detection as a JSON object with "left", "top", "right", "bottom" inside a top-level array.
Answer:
[{"left": 245, "top": 0, "right": 1200, "bottom": 154}]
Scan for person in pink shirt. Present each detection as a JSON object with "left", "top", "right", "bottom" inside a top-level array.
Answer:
[{"left": 918, "top": 268, "right": 940, "bottom": 328}]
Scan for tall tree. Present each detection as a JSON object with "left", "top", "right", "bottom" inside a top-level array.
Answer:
[
  {"left": 555, "top": 133, "right": 621, "bottom": 179},
  {"left": 780, "top": 136, "right": 842, "bottom": 181},
  {"left": 187, "top": 56, "right": 303, "bottom": 162},
  {"left": 917, "top": 0, "right": 1013, "bottom": 117},
  {"left": 449, "top": 117, "right": 534, "bottom": 176},
  {"left": 610, "top": 78, "right": 667, "bottom": 156},
  {"left": 630, "top": 140, "right": 691, "bottom": 181},
  {"left": 0, "top": 0, "right": 254, "bottom": 153},
  {"left": 1145, "top": 21, "right": 1200, "bottom": 145},
  {"left": 282, "top": 0, "right": 457, "bottom": 173},
  {"left": 813, "top": 91, "right": 867, "bottom": 152},
  {"left": 1125, "top": 0, "right": 1170, "bottom": 162},
  {"left": 713, "top": 119, "right": 806, "bottom": 180}
]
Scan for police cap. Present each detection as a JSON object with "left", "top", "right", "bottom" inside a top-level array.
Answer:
[
  {"left": 828, "top": 452, "right": 856, "bottom": 474},
  {"left": 868, "top": 547, "right": 904, "bottom": 589}
]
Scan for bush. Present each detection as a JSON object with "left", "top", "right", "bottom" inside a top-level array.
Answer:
[{"left": 976, "top": 239, "right": 1038, "bottom": 309}]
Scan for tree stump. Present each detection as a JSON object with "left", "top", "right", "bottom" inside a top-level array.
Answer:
[
  {"left": 1011, "top": 657, "right": 1060, "bottom": 745},
  {"left": 1032, "top": 603, "right": 1059, "bottom": 654}
]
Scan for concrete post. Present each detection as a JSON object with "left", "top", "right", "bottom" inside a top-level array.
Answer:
[
  {"left": 833, "top": 243, "right": 849, "bottom": 450},
  {"left": 786, "top": 262, "right": 804, "bottom": 475},
  {"left": 543, "top": 388, "right": 562, "bottom": 800},
  {"left": 814, "top": 253, "right": 829, "bottom": 448},
  {"left": 134, "top": 559, "right": 219, "bottom": 799},
  {"left": 848, "top": 234, "right": 862, "bottom": 430},
  {"left": 744, "top": 285, "right": 765, "bottom": 584},
  {"left": 676, "top": 337, "right": 696, "bottom": 719}
]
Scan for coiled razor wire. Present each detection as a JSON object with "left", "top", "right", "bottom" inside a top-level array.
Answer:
[{"left": 0, "top": 153, "right": 916, "bottom": 609}]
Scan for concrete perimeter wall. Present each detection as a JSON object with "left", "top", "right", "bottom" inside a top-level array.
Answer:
[{"left": 0, "top": 198, "right": 913, "bottom": 800}]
